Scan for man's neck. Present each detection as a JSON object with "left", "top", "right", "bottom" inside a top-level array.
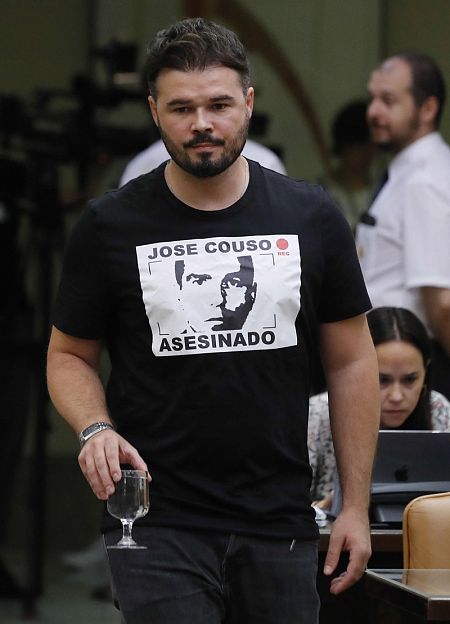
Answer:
[
  {"left": 165, "top": 157, "right": 249, "bottom": 211},
  {"left": 393, "top": 127, "right": 436, "bottom": 156}
]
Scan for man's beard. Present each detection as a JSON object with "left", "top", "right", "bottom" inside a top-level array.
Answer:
[
  {"left": 370, "top": 110, "right": 421, "bottom": 153},
  {"left": 158, "top": 116, "right": 250, "bottom": 178}
]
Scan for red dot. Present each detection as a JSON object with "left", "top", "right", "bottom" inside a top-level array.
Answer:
[{"left": 276, "top": 238, "right": 289, "bottom": 250}]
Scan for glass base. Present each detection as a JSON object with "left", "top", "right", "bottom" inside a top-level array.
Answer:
[
  {"left": 107, "top": 544, "right": 147, "bottom": 549},
  {"left": 107, "top": 535, "right": 147, "bottom": 550}
]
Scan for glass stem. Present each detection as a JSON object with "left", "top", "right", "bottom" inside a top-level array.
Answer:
[{"left": 122, "top": 520, "right": 134, "bottom": 541}]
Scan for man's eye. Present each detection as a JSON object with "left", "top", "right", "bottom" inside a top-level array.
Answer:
[
  {"left": 222, "top": 278, "right": 243, "bottom": 289},
  {"left": 212, "top": 103, "right": 227, "bottom": 110},
  {"left": 187, "top": 274, "right": 211, "bottom": 286},
  {"left": 379, "top": 376, "right": 390, "bottom": 386},
  {"left": 174, "top": 107, "right": 190, "bottom": 113}
]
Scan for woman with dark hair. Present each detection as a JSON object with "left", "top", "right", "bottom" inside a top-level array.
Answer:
[{"left": 309, "top": 306, "right": 450, "bottom": 507}]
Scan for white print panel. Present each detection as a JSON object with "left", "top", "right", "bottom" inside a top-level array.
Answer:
[{"left": 136, "top": 235, "right": 301, "bottom": 356}]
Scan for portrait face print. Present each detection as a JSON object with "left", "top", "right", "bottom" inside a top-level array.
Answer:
[{"left": 174, "top": 254, "right": 257, "bottom": 332}]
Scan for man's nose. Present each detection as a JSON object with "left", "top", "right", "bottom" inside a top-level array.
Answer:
[
  {"left": 367, "top": 99, "right": 380, "bottom": 120},
  {"left": 191, "top": 109, "right": 213, "bottom": 133}
]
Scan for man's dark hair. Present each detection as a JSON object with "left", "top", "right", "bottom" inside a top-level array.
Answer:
[
  {"left": 145, "top": 17, "right": 251, "bottom": 98},
  {"left": 394, "top": 51, "right": 446, "bottom": 128}
]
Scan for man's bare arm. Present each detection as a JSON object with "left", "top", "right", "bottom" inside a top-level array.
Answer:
[
  {"left": 319, "top": 313, "right": 380, "bottom": 595},
  {"left": 47, "top": 326, "right": 148, "bottom": 499},
  {"left": 422, "top": 286, "right": 450, "bottom": 355}
]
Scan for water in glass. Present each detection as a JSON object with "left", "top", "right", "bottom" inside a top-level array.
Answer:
[{"left": 107, "top": 469, "right": 149, "bottom": 549}]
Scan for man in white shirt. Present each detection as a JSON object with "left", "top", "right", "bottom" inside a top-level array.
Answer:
[
  {"left": 120, "top": 137, "right": 286, "bottom": 186},
  {"left": 356, "top": 52, "right": 450, "bottom": 398}
]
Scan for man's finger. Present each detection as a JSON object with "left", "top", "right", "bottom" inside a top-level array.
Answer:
[
  {"left": 329, "top": 544, "right": 369, "bottom": 594},
  {"left": 119, "top": 442, "right": 151, "bottom": 479},
  {"left": 323, "top": 533, "right": 344, "bottom": 576}
]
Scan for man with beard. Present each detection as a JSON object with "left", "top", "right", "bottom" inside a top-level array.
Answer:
[
  {"left": 356, "top": 53, "right": 450, "bottom": 400},
  {"left": 47, "top": 18, "right": 379, "bottom": 624}
]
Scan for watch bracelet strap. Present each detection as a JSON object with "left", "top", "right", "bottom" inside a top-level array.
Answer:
[{"left": 79, "top": 422, "right": 115, "bottom": 448}]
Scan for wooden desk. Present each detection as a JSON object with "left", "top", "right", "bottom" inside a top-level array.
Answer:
[
  {"left": 365, "top": 569, "right": 450, "bottom": 622},
  {"left": 317, "top": 526, "right": 403, "bottom": 623}
]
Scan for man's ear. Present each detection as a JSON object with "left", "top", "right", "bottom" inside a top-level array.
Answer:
[
  {"left": 149, "top": 95, "right": 159, "bottom": 127},
  {"left": 245, "top": 86, "right": 254, "bottom": 119},
  {"left": 420, "top": 95, "right": 439, "bottom": 128}
]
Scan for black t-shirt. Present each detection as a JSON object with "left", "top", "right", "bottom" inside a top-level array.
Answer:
[{"left": 53, "top": 160, "right": 371, "bottom": 539}]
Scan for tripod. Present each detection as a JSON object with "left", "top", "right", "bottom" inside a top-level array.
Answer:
[{"left": 0, "top": 154, "right": 64, "bottom": 617}]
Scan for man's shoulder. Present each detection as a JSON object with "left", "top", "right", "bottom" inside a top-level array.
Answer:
[
  {"left": 257, "top": 166, "right": 347, "bottom": 226},
  {"left": 422, "top": 133, "right": 450, "bottom": 164},
  {"left": 406, "top": 132, "right": 450, "bottom": 179},
  {"left": 90, "top": 165, "right": 164, "bottom": 215},
  {"left": 255, "top": 162, "right": 330, "bottom": 199}
]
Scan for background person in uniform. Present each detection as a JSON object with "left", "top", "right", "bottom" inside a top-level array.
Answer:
[
  {"left": 47, "top": 17, "right": 379, "bottom": 624},
  {"left": 356, "top": 52, "right": 450, "bottom": 400}
]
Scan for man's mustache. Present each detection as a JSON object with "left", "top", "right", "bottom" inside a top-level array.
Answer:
[{"left": 184, "top": 134, "right": 225, "bottom": 148}]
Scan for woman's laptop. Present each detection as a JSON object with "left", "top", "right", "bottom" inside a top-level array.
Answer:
[
  {"left": 329, "top": 430, "right": 450, "bottom": 525},
  {"left": 370, "top": 430, "right": 450, "bottom": 525}
]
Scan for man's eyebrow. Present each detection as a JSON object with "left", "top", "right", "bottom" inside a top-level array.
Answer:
[
  {"left": 166, "top": 95, "right": 236, "bottom": 107},
  {"left": 166, "top": 97, "right": 192, "bottom": 107},
  {"left": 210, "top": 95, "right": 235, "bottom": 103}
]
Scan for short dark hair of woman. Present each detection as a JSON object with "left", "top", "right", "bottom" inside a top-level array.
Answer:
[
  {"left": 331, "top": 100, "right": 371, "bottom": 156},
  {"left": 367, "top": 306, "right": 432, "bottom": 429},
  {"left": 145, "top": 17, "right": 251, "bottom": 98}
]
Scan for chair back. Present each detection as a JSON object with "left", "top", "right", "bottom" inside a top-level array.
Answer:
[{"left": 403, "top": 491, "right": 450, "bottom": 568}]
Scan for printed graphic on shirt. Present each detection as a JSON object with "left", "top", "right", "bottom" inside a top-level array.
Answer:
[{"left": 136, "top": 235, "right": 301, "bottom": 356}]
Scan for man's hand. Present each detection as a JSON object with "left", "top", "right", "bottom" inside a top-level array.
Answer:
[
  {"left": 78, "top": 429, "right": 150, "bottom": 500},
  {"left": 323, "top": 508, "right": 371, "bottom": 595}
]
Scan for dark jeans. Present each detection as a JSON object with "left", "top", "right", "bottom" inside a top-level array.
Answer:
[{"left": 105, "top": 526, "right": 319, "bottom": 624}]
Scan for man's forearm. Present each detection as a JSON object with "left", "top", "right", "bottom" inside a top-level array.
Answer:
[
  {"left": 47, "top": 351, "right": 110, "bottom": 438},
  {"left": 320, "top": 317, "right": 380, "bottom": 511},
  {"left": 328, "top": 367, "right": 380, "bottom": 511}
]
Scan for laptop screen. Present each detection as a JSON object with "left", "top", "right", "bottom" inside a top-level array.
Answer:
[
  {"left": 370, "top": 430, "right": 450, "bottom": 524},
  {"left": 372, "top": 430, "right": 450, "bottom": 488},
  {"left": 328, "top": 430, "right": 450, "bottom": 523}
]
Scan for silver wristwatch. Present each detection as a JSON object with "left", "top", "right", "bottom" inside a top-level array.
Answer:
[{"left": 79, "top": 422, "right": 115, "bottom": 449}]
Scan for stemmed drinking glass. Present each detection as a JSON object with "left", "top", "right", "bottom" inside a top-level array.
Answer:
[{"left": 107, "top": 469, "right": 150, "bottom": 549}]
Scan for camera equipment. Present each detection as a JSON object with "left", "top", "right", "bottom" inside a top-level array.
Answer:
[{"left": 0, "top": 39, "right": 153, "bottom": 615}]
